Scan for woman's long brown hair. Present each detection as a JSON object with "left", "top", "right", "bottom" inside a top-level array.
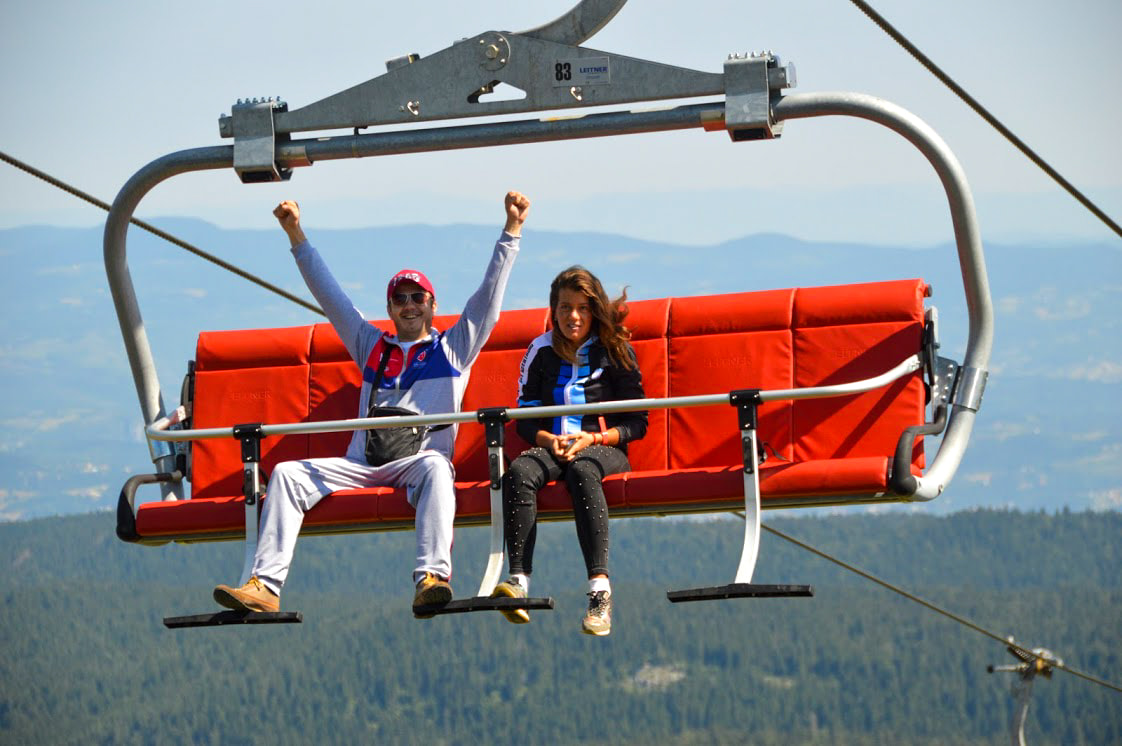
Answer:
[{"left": 548, "top": 266, "right": 636, "bottom": 370}]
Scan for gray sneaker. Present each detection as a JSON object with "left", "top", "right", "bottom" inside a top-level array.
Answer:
[
  {"left": 490, "top": 578, "right": 530, "bottom": 624},
  {"left": 582, "top": 590, "right": 612, "bottom": 636}
]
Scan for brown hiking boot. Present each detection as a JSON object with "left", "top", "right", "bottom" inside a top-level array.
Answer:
[
  {"left": 489, "top": 578, "right": 530, "bottom": 624},
  {"left": 412, "top": 572, "right": 453, "bottom": 619},
  {"left": 213, "top": 576, "right": 279, "bottom": 613}
]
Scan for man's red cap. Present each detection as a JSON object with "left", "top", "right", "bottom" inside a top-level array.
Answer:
[{"left": 386, "top": 269, "right": 435, "bottom": 301}]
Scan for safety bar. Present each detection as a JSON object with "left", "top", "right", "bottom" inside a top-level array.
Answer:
[{"left": 146, "top": 354, "right": 922, "bottom": 444}]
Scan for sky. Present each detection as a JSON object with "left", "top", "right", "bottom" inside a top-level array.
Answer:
[{"left": 2, "top": 0, "right": 1121, "bottom": 246}]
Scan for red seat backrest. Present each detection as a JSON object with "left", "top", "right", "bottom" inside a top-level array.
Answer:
[
  {"left": 667, "top": 288, "right": 795, "bottom": 469},
  {"left": 191, "top": 326, "right": 313, "bottom": 500},
  {"left": 664, "top": 279, "right": 927, "bottom": 471},
  {"left": 188, "top": 279, "right": 928, "bottom": 500},
  {"left": 452, "top": 307, "right": 548, "bottom": 481},
  {"left": 611, "top": 298, "right": 670, "bottom": 472},
  {"left": 791, "top": 280, "right": 927, "bottom": 466}
]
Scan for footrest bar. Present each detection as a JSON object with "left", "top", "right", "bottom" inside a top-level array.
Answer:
[
  {"left": 416, "top": 596, "right": 555, "bottom": 616},
  {"left": 666, "top": 584, "right": 814, "bottom": 602},
  {"left": 163, "top": 610, "right": 304, "bottom": 628}
]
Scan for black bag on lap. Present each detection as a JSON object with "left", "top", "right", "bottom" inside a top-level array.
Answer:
[{"left": 364, "top": 345, "right": 448, "bottom": 467}]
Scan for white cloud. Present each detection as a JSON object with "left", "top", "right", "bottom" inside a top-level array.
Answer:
[
  {"left": 1034, "top": 297, "right": 1091, "bottom": 321},
  {"left": 1089, "top": 488, "right": 1122, "bottom": 511},
  {"left": 985, "top": 421, "right": 1042, "bottom": 442},
  {"left": 1016, "top": 467, "right": 1048, "bottom": 491},
  {"left": 1071, "top": 430, "right": 1110, "bottom": 442},
  {"left": 0, "top": 338, "right": 60, "bottom": 362},
  {"left": 182, "top": 287, "right": 208, "bottom": 299},
  {"left": 64, "top": 485, "right": 108, "bottom": 500},
  {"left": 1076, "top": 442, "right": 1122, "bottom": 467},
  {"left": 529, "top": 250, "right": 569, "bottom": 265},
  {"left": 996, "top": 296, "right": 1024, "bottom": 315},
  {"left": 964, "top": 472, "right": 993, "bottom": 487},
  {"left": 37, "top": 413, "right": 82, "bottom": 432},
  {"left": 0, "top": 488, "right": 37, "bottom": 519},
  {"left": 35, "top": 263, "right": 89, "bottom": 277},
  {"left": 604, "top": 252, "right": 642, "bottom": 264},
  {"left": 0, "top": 412, "right": 81, "bottom": 433},
  {"left": 1057, "top": 360, "right": 1122, "bottom": 384},
  {"left": 59, "top": 297, "right": 84, "bottom": 307}
]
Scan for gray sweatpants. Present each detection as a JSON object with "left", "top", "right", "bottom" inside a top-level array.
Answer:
[{"left": 250, "top": 451, "right": 456, "bottom": 595}]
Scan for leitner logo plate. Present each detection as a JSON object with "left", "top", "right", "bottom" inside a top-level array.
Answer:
[{"left": 552, "top": 57, "right": 611, "bottom": 87}]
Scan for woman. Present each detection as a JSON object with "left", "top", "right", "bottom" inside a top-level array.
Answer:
[{"left": 491, "top": 266, "right": 647, "bottom": 635}]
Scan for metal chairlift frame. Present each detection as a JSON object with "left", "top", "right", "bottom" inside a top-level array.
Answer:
[{"left": 105, "top": 0, "right": 994, "bottom": 621}]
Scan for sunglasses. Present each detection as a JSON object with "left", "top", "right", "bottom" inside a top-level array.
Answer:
[{"left": 390, "top": 291, "right": 430, "bottom": 306}]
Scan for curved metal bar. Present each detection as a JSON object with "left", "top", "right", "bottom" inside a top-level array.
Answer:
[
  {"left": 773, "top": 92, "right": 994, "bottom": 500},
  {"left": 103, "top": 145, "right": 232, "bottom": 496},
  {"left": 518, "top": 0, "right": 628, "bottom": 45}
]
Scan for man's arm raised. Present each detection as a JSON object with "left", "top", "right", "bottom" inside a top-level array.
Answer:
[
  {"left": 273, "top": 200, "right": 308, "bottom": 247},
  {"left": 443, "top": 190, "right": 528, "bottom": 366},
  {"left": 504, "top": 191, "right": 531, "bottom": 237}
]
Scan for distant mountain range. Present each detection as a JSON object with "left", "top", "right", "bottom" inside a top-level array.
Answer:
[{"left": 0, "top": 220, "right": 1118, "bottom": 519}]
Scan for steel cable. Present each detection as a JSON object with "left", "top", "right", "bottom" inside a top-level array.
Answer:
[
  {"left": 759, "top": 519, "right": 1122, "bottom": 694},
  {"left": 0, "top": 150, "right": 324, "bottom": 316},
  {"left": 848, "top": 0, "right": 1122, "bottom": 240}
]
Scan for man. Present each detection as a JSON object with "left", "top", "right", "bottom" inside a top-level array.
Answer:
[{"left": 213, "top": 191, "right": 530, "bottom": 618}]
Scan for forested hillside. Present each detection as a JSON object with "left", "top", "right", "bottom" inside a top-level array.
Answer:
[{"left": 2, "top": 509, "right": 1119, "bottom": 744}]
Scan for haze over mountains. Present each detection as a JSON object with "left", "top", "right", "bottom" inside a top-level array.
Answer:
[{"left": 0, "top": 220, "right": 1118, "bottom": 519}]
